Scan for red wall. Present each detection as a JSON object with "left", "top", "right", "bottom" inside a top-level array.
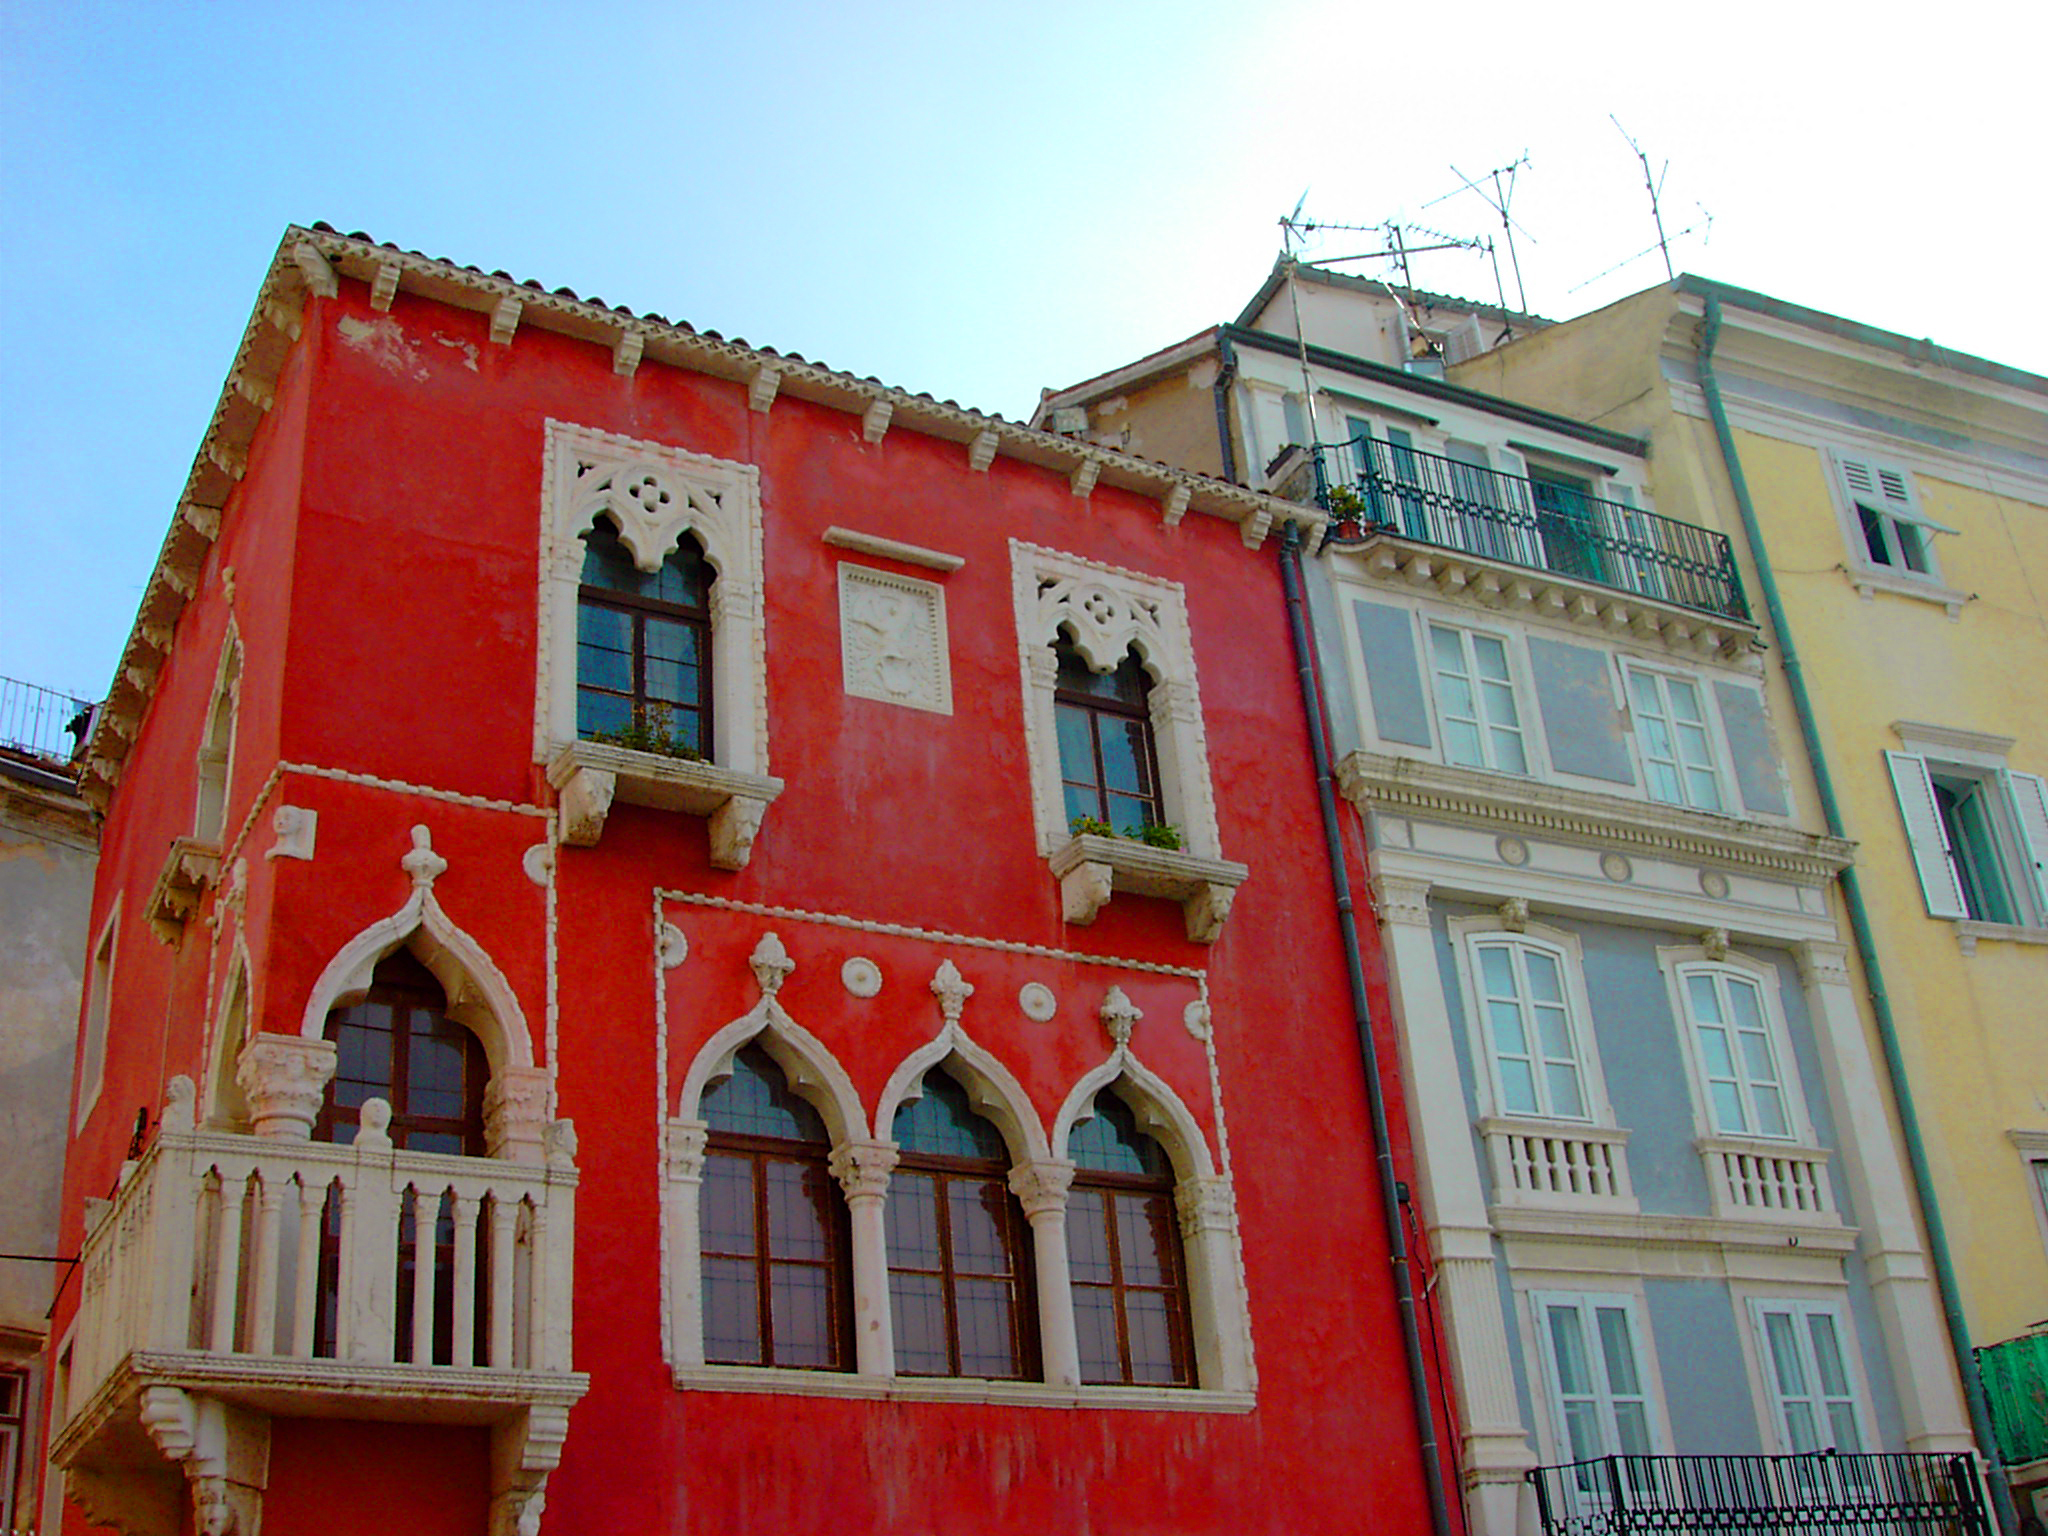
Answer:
[{"left": 55, "top": 271, "right": 1439, "bottom": 1535}]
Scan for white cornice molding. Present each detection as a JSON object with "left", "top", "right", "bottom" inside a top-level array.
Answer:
[
  {"left": 1339, "top": 750, "right": 1854, "bottom": 888},
  {"left": 1489, "top": 1204, "right": 1860, "bottom": 1257},
  {"left": 1890, "top": 720, "right": 2017, "bottom": 758}
]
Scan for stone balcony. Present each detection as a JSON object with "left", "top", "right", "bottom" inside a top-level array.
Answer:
[{"left": 53, "top": 1076, "right": 587, "bottom": 1536}]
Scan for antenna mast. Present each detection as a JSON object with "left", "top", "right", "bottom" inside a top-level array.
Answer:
[{"left": 1611, "top": 116, "right": 1675, "bottom": 281}]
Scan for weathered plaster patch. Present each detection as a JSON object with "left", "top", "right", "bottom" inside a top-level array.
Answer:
[{"left": 335, "top": 315, "right": 429, "bottom": 381}]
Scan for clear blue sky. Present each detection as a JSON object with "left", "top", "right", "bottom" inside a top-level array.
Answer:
[{"left": 4, "top": 0, "right": 2042, "bottom": 702}]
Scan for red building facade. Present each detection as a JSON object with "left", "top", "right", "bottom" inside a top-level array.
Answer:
[{"left": 48, "top": 227, "right": 1442, "bottom": 1535}]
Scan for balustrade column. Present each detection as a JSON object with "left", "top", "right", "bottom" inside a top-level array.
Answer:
[
  {"left": 829, "top": 1139, "right": 899, "bottom": 1377},
  {"left": 410, "top": 1186, "right": 438, "bottom": 1365},
  {"left": 291, "top": 1177, "right": 325, "bottom": 1357},
  {"left": 247, "top": 1174, "right": 287, "bottom": 1355},
  {"left": 489, "top": 1197, "right": 518, "bottom": 1368},
  {"left": 450, "top": 1193, "right": 480, "bottom": 1368},
  {"left": 209, "top": 1172, "right": 249, "bottom": 1352}
]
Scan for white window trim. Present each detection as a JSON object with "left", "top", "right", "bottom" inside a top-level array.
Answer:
[
  {"left": 76, "top": 904, "right": 118, "bottom": 1132},
  {"left": 1656, "top": 945, "right": 1813, "bottom": 1146},
  {"left": 1422, "top": 618, "right": 1538, "bottom": 778},
  {"left": 1742, "top": 1294, "right": 1875, "bottom": 1456},
  {"left": 1886, "top": 722, "right": 2048, "bottom": 937},
  {"left": 1523, "top": 1287, "right": 1669, "bottom": 1468},
  {"left": 193, "top": 624, "right": 241, "bottom": 849},
  {"left": 2009, "top": 1129, "right": 2048, "bottom": 1262},
  {"left": 1449, "top": 917, "right": 1614, "bottom": 1129},
  {"left": 536, "top": 420, "right": 780, "bottom": 863},
  {"left": 1826, "top": 449, "right": 1968, "bottom": 615},
  {"left": 1011, "top": 541, "right": 1243, "bottom": 941},
  {"left": 1622, "top": 661, "right": 1730, "bottom": 815}
]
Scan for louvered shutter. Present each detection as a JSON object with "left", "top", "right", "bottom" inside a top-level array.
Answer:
[
  {"left": 2003, "top": 770, "right": 2048, "bottom": 916},
  {"left": 1835, "top": 453, "right": 1917, "bottom": 518},
  {"left": 1884, "top": 751, "right": 1968, "bottom": 919}
]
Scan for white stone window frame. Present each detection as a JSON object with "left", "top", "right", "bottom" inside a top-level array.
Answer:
[
  {"left": 1886, "top": 721, "right": 2048, "bottom": 942},
  {"left": 2012, "top": 1130, "right": 2048, "bottom": 1261},
  {"left": 1420, "top": 617, "right": 1539, "bottom": 779},
  {"left": 1449, "top": 917, "right": 1615, "bottom": 1130},
  {"left": 193, "top": 624, "right": 242, "bottom": 849},
  {"left": 1011, "top": 541, "right": 1245, "bottom": 942},
  {"left": 667, "top": 992, "right": 1256, "bottom": 1406},
  {"left": 1656, "top": 945, "right": 1814, "bottom": 1147},
  {"left": 1620, "top": 660, "right": 1732, "bottom": 816},
  {"left": 537, "top": 420, "right": 780, "bottom": 863},
  {"left": 76, "top": 903, "right": 118, "bottom": 1133},
  {"left": 1738, "top": 1291, "right": 1877, "bottom": 1457},
  {"left": 1520, "top": 1286, "right": 1670, "bottom": 1470}
]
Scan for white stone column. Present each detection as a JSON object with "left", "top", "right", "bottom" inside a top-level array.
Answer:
[
  {"left": 1174, "top": 1174, "right": 1252, "bottom": 1393},
  {"left": 1794, "top": 939, "right": 1974, "bottom": 1453},
  {"left": 1010, "top": 1159, "right": 1080, "bottom": 1388},
  {"left": 830, "top": 1139, "right": 900, "bottom": 1378},
  {"left": 235, "top": 1034, "right": 337, "bottom": 1139},
  {"left": 1374, "top": 872, "right": 1534, "bottom": 1536},
  {"left": 665, "top": 1119, "right": 710, "bottom": 1369}
]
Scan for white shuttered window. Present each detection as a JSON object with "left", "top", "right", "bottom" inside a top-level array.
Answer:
[{"left": 1886, "top": 750, "right": 2047, "bottom": 927}]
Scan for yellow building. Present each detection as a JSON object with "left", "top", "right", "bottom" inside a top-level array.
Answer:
[{"left": 1451, "top": 278, "right": 2048, "bottom": 1521}]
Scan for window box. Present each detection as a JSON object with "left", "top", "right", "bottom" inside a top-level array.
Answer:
[
  {"left": 547, "top": 740, "right": 783, "bottom": 869},
  {"left": 1048, "top": 833, "right": 1247, "bottom": 944}
]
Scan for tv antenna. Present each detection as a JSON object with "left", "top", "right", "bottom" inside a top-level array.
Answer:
[
  {"left": 1605, "top": 116, "right": 1711, "bottom": 284},
  {"left": 1424, "top": 153, "right": 1534, "bottom": 319}
]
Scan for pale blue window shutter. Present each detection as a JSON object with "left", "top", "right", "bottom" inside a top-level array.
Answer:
[
  {"left": 2002, "top": 770, "right": 2048, "bottom": 916},
  {"left": 1884, "top": 751, "right": 1968, "bottom": 919}
]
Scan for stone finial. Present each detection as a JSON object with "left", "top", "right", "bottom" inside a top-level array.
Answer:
[
  {"left": 750, "top": 932, "right": 795, "bottom": 998},
  {"left": 162, "top": 1075, "right": 198, "bottom": 1135},
  {"left": 544, "top": 1119, "right": 579, "bottom": 1172},
  {"left": 930, "top": 960, "right": 974, "bottom": 1024},
  {"left": 402, "top": 825, "right": 446, "bottom": 889},
  {"left": 1100, "top": 986, "right": 1143, "bottom": 1048}
]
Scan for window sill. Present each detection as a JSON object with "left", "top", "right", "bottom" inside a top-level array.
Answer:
[
  {"left": 673, "top": 1364, "right": 1253, "bottom": 1413},
  {"left": 147, "top": 836, "right": 221, "bottom": 944},
  {"left": 1048, "top": 834, "right": 1249, "bottom": 944},
  {"left": 546, "top": 741, "right": 784, "bottom": 869},
  {"left": 1955, "top": 919, "right": 2048, "bottom": 955},
  {"left": 1843, "top": 563, "right": 1968, "bottom": 618}
]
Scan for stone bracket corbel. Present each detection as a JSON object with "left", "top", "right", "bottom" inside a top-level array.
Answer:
[
  {"left": 140, "top": 1387, "right": 270, "bottom": 1536},
  {"left": 490, "top": 1403, "right": 573, "bottom": 1536},
  {"left": 1049, "top": 834, "right": 1248, "bottom": 944},
  {"left": 552, "top": 764, "right": 617, "bottom": 849}
]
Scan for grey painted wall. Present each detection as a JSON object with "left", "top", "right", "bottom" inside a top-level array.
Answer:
[
  {"left": 1352, "top": 600, "right": 1433, "bottom": 748},
  {"left": 1301, "top": 550, "right": 1366, "bottom": 758},
  {"left": 1528, "top": 637, "right": 1634, "bottom": 783},
  {"left": 1715, "top": 681, "right": 1790, "bottom": 817},
  {"left": 0, "top": 779, "right": 96, "bottom": 1345},
  {"left": 1644, "top": 1279, "right": 1762, "bottom": 1453}
]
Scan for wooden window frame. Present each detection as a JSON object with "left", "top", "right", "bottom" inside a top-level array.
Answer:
[
  {"left": 887, "top": 1149, "right": 1038, "bottom": 1381},
  {"left": 700, "top": 1130, "right": 854, "bottom": 1372},
  {"left": 1053, "top": 635, "right": 1165, "bottom": 834},
  {"left": 576, "top": 522, "right": 715, "bottom": 756},
  {"left": 1069, "top": 1168, "right": 1195, "bottom": 1387},
  {"left": 1426, "top": 621, "right": 1531, "bottom": 776},
  {"left": 1469, "top": 933, "right": 1595, "bottom": 1123},
  {"left": 315, "top": 951, "right": 489, "bottom": 1156},
  {"left": 1624, "top": 663, "right": 1727, "bottom": 813}
]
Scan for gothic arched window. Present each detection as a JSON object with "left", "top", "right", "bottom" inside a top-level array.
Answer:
[
  {"left": 576, "top": 517, "right": 714, "bottom": 757},
  {"left": 1068, "top": 1090, "right": 1194, "bottom": 1386}
]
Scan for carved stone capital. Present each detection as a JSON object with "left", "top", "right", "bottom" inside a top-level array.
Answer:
[
  {"left": 828, "top": 1139, "right": 899, "bottom": 1203},
  {"left": 1372, "top": 874, "right": 1433, "bottom": 928},
  {"left": 1794, "top": 939, "right": 1854, "bottom": 991},
  {"left": 235, "top": 1034, "right": 338, "bottom": 1140},
  {"left": 666, "top": 1119, "right": 709, "bottom": 1181},
  {"left": 1008, "top": 1159, "right": 1076, "bottom": 1220},
  {"left": 1175, "top": 1175, "right": 1236, "bottom": 1239},
  {"left": 485, "top": 1065, "right": 555, "bottom": 1165},
  {"left": 554, "top": 766, "right": 616, "bottom": 849}
]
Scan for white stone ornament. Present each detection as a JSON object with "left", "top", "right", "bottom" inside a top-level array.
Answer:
[
  {"left": 841, "top": 956, "right": 883, "bottom": 998},
  {"left": 750, "top": 932, "right": 795, "bottom": 998},
  {"left": 402, "top": 825, "right": 446, "bottom": 888},
  {"left": 1182, "top": 999, "right": 1212, "bottom": 1041},
  {"left": 839, "top": 565, "right": 952, "bottom": 714},
  {"left": 1018, "top": 982, "right": 1057, "bottom": 1022},
  {"left": 659, "top": 922, "right": 690, "bottom": 969},
  {"left": 522, "top": 842, "right": 555, "bottom": 888},
  {"left": 1099, "top": 986, "right": 1143, "bottom": 1048},
  {"left": 266, "top": 805, "right": 317, "bottom": 861},
  {"left": 930, "top": 960, "right": 974, "bottom": 1024}
]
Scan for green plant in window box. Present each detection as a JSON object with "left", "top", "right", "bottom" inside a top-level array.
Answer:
[
  {"left": 1069, "top": 815, "right": 1183, "bottom": 852},
  {"left": 586, "top": 706, "right": 706, "bottom": 763}
]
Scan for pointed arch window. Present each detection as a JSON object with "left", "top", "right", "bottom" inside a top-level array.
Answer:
[
  {"left": 576, "top": 517, "right": 714, "bottom": 757},
  {"left": 1068, "top": 1091, "right": 1194, "bottom": 1387},
  {"left": 1054, "top": 635, "right": 1164, "bottom": 836},
  {"left": 887, "top": 1070, "right": 1037, "bottom": 1379},
  {"left": 699, "top": 1045, "right": 852, "bottom": 1371},
  {"left": 194, "top": 636, "right": 241, "bottom": 846}
]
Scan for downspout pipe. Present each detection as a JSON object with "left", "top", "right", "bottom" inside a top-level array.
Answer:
[
  {"left": 1696, "top": 293, "right": 2018, "bottom": 1536},
  {"left": 1280, "top": 521, "right": 1456, "bottom": 1536},
  {"left": 1212, "top": 327, "right": 1240, "bottom": 485}
]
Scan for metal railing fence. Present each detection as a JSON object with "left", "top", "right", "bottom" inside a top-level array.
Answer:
[{"left": 0, "top": 675, "right": 92, "bottom": 764}]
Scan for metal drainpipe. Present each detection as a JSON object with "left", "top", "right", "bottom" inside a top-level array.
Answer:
[
  {"left": 1280, "top": 521, "right": 1457, "bottom": 1536},
  {"left": 1697, "top": 293, "right": 2018, "bottom": 1536},
  {"left": 1212, "top": 328, "right": 1239, "bottom": 485}
]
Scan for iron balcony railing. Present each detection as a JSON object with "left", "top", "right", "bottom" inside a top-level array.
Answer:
[
  {"left": 1319, "top": 436, "right": 1751, "bottom": 624},
  {"left": 1977, "top": 1329, "right": 2048, "bottom": 1467},
  {"left": 0, "top": 673, "right": 93, "bottom": 764},
  {"left": 1528, "top": 1452, "right": 1990, "bottom": 1536}
]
